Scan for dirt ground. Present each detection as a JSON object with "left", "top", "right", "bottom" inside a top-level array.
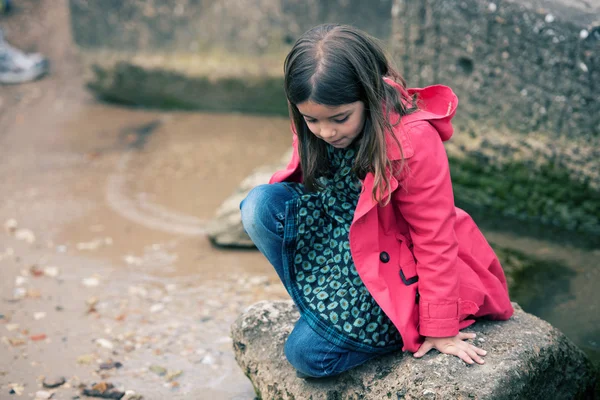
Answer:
[{"left": 0, "top": 1, "right": 293, "bottom": 399}]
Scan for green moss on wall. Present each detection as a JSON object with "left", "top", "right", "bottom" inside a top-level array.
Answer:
[
  {"left": 88, "top": 62, "right": 288, "bottom": 115},
  {"left": 450, "top": 155, "right": 600, "bottom": 237}
]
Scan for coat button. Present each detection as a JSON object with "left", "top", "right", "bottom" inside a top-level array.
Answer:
[{"left": 379, "top": 251, "right": 390, "bottom": 263}]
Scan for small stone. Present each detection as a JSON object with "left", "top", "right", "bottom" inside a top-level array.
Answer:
[
  {"left": 4, "top": 218, "right": 18, "bottom": 234},
  {"left": 82, "top": 277, "right": 100, "bottom": 287},
  {"left": 15, "top": 229, "right": 36, "bottom": 243},
  {"left": 35, "top": 390, "right": 53, "bottom": 399},
  {"left": 5, "top": 324, "right": 19, "bottom": 331},
  {"left": 99, "top": 361, "right": 123, "bottom": 370},
  {"left": 149, "top": 303, "right": 164, "bottom": 313},
  {"left": 15, "top": 276, "right": 28, "bottom": 286},
  {"left": 43, "top": 266, "right": 60, "bottom": 277},
  {"left": 8, "top": 383, "right": 25, "bottom": 395},
  {"left": 201, "top": 354, "right": 215, "bottom": 365},
  {"left": 545, "top": 14, "right": 555, "bottom": 23},
  {"left": 123, "top": 255, "right": 143, "bottom": 266},
  {"left": 34, "top": 312, "right": 47, "bottom": 320},
  {"left": 488, "top": 2, "right": 497, "bottom": 12},
  {"left": 82, "top": 381, "right": 125, "bottom": 399},
  {"left": 96, "top": 338, "right": 114, "bottom": 349},
  {"left": 580, "top": 29, "right": 589, "bottom": 39},
  {"left": 43, "top": 376, "right": 66, "bottom": 388}
]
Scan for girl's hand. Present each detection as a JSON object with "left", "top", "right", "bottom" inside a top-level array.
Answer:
[{"left": 413, "top": 332, "right": 486, "bottom": 365}]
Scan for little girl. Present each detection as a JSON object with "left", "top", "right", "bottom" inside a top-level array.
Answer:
[{"left": 240, "top": 24, "right": 513, "bottom": 378}]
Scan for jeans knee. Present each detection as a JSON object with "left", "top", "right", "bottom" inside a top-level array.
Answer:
[
  {"left": 284, "top": 330, "right": 339, "bottom": 378},
  {"left": 240, "top": 184, "right": 270, "bottom": 236}
]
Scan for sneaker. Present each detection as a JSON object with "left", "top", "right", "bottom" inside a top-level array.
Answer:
[
  {"left": 0, "top": 30, "right": 49, "bottom": 84},
  {"left": 0, "top": 0, "right": 12, "bottom": 14}
]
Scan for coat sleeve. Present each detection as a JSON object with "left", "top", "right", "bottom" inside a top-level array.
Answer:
[
  {"left": 269, "top": 125, "right": 303, "bottom": 184},
  {"left": 393, "top": 121, "right": 460, "bottom": 338}
]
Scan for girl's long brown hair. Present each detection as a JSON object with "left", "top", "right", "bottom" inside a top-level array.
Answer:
[{"left": 284, "top": 24, "right": 417, "bottom": 205}]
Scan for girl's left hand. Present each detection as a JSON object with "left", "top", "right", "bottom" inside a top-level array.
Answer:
[{"left": 413, "top": 332, "right": 486, "bottom": 365}]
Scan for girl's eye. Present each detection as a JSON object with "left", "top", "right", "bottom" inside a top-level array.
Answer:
[
  {"left": 305, "top": 119, "right": 317, "bottom": 124},
  {"left": 334, "top": 116, "right": 349, "bottom": 123}
]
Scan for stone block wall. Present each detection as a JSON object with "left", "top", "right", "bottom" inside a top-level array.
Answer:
[{"left": 69, "top": 0, "right": 599, "bottom": 136}]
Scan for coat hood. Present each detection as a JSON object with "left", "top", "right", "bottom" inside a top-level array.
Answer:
[
  {"left": 404, "top": 85, "right": 458, "bottom": 142},
  {"left": 384, "top": 78, "right": 458, "bottom": 141},
  {"left": 382, "top": 79, "right": 458, "bottom": 161}
]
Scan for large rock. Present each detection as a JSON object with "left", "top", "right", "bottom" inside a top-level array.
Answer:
[
  {"left": 206, "top": 150, "right": 292, "bottom": 248},
  {"left": 231, "top": 300, "right": 597, "bottom": 400}
]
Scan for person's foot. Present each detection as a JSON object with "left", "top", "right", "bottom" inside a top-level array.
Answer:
[{"left": 0, "top": 30, "right": 49, "bottom": 84}]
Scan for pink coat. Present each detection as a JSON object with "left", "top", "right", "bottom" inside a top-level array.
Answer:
[{"left": 270, "top": 83, "right": 514, "bottom": 352}]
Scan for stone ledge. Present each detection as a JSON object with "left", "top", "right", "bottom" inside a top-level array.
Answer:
[{"left": 231, "top": 300, "right": 596, "bottom": 400}]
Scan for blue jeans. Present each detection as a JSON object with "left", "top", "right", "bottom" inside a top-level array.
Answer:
[{"left": 240, "top": 183, "right": 381, "bottom": 378}]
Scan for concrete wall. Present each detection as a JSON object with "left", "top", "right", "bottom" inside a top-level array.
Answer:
[{"left": 69, "top": 0, "right": 599, "bottom": 137}]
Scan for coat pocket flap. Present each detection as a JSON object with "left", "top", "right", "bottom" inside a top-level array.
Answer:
[{"left": 396, "top": 234, "right": 418, "bottom": 285}]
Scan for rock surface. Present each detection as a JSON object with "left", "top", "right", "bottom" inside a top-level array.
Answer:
[
  {"left": 206, "top": 150, "right": 292, "bottom": 248},
  {"left": 231, "top": 300, "right": 596, "bottom": 400}
]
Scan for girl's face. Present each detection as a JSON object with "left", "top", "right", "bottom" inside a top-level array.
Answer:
[{"left": 296, "top": 101, "right": 366, "bottom": 148}]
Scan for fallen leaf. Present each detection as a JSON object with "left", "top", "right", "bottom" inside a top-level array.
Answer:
[
  {"left": 77, "top": 354, "right": 95, "bottom": 364},
  {"left": 30, "top": 334, "right": 47, "bottom": 341},
  {"left": 166, "top": 370, "right": 182, "bottom": 382},
  {"left": 92, "top": 382, "right": 109, "bottom": 393},
  {"left": 149, "top": 365, "right": 167, "bottom": 376},
  {"left": 30, "top": 265, "right": 44, "bottom": 277},
  {"left": 8, "top": 337, "right": 26, "bottom": 346}
]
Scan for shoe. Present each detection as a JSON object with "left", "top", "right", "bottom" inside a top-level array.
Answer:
[
  {"left": 0, "top": 0, "right": 12, "bottom": 14},
  {"left": 0, "top": 30, "right": 49, "bottom": 84}
]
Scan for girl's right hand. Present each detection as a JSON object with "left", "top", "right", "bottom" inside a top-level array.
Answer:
[{"left": 413, "top": 332, "right": 487, "bottom": 365}]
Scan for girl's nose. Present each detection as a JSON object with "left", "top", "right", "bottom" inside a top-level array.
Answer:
[{"left": 321, "top": 128, "right": 337, "bottom": 140}]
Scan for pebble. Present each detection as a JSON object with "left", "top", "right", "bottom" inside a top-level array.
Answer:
[
  {"left": 3, "top": 218, "right": 18, "bottom": 234},
  {"left": 43, "top": 266, "right": 60, "bottom": 277},
  {"left": 149, "top": 303, "right": 164, "bottom": 313},
  {"left": 34, "top": 311, "right": 47, "bottom": 320},
  {"left": 99, "top": 361, "right": 123, "bottom": 370},
  {"left": 43, "top": 376, "right": 66, "bottom": 388},
  {"left": 8, "top": 383, "right": 25, "bottom": 395},
  {"left": 15, "top": 228, "right": 36, "bottom": 243},
  {"left": 35, "top": 390, "right": 53, "bottom": 399},
  {"left": 15, "top": 276, "right": 28, "bottom": 286},
  {"left": 82, "top": 277, "right": 100, "bottom": 287},
  {"left": 96, "top": 338, "right": 114, "bottom": 349}
]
